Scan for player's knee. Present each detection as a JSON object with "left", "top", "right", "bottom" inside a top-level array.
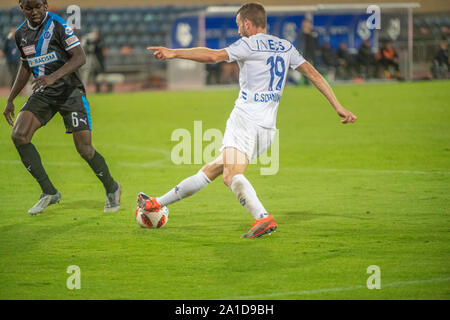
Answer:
[
  {"left": 201, "top": 162, "right": 223, "bottom": 181},
  {"left": 11, "top": 129, "right": 30, "bottom": 146},
  {"left": 222, "top": 171, "right": 235, "bottom": 187},
  {"left": 76, "top": 144, "right": 95, "bottom": 160}
]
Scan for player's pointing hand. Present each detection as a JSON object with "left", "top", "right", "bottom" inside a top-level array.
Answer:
[{"left": 147, "top": 46, "right": 176, "bottom": 60}]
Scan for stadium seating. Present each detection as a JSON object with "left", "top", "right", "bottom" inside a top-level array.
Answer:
[
  {"left": 0, "top": 5, "right": 203, "bottom": 75},
  {"left": 0, "top": 6, "right": 448, "bottom": 83}
]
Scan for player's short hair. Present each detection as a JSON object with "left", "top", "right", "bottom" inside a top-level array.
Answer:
[
  {"left": 237, "top": 3, "right": 266, "bottom": 29},
  {"left": 19, "top": 0, "right": 47, "bottom": 4}
]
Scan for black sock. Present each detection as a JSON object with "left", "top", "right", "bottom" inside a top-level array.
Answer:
[
  {"left": 85, "top": 151, "right": 117, "bottom": 193},
  {"left": 16, "top": 143, "right": 57, "bottom": 195}
]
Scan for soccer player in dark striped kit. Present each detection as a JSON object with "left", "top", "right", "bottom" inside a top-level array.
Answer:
[{"left": 3, "top": 0, "right": 121, "bottom": 214}]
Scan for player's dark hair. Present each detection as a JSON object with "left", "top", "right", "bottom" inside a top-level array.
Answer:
[
  {"left": 19, "top": 0, "right": 47, "bottom": 5},
  {"left": 237, "top": 3, "right": 266, "bottom": 29}
]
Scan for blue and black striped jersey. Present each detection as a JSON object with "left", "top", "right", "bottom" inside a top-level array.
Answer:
[{"left": 15, "top": 12, "right": 85, "bottom": 98}]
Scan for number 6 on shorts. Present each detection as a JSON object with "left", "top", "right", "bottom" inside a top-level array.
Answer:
[{"left": 71, "top": 112, "right": 79, "bottom": 127}]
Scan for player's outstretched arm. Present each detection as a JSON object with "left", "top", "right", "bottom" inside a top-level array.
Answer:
[
  {"left": 148, "top": 46, "right": 229, "bottom": 64},
  {"left": 32, "top": 46, "right": 86, "bottom": 92},
  {"left": 3, "top": 60, "right": 31, "bottom": 126},
  {"left": 297, "top": 62, "right": 357, "bottom": 124}
]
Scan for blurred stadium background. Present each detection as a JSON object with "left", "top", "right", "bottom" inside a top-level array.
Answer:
[
  {"left": 0, "top": 1, "right": 449, "bottom": 300},
  {"left": 0, "top": 0, "right": 449, "bottom": 93}
]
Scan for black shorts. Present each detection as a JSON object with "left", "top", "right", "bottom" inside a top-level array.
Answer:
[{"left": 21, "top": 91, "right": 92, "bottom": 134}]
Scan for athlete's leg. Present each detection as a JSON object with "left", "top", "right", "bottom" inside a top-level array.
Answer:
[
  {"left": 73, "top": 130, "right": 120, "bottom": 212},
  {"left": 201, "top": 153, "right": 224, "bottom": 181},
  {"left": 12, "top": 111, "right": 40, "bottom": 146},
  {"left": 221, "top": 147, "right": 248, "bottom": 187},
  {"left": 73, "top": 130, "right": 118, "bottom": 194},
  {"left": 150, "top": 154, "right": 224, "bottom": 208},
  {"left": 222, "top": 147, "right": 277, "bottom": 238},
  {"left": 222, "top": 147, "right": 268, "bottom": 220},
  {"left": 11, "top": 111, "right": 58, "bottom": 196}
]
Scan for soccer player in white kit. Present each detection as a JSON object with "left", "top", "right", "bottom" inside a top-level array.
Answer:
[{"left": 139, "top": 3, "right": 357, "bottom": 238}]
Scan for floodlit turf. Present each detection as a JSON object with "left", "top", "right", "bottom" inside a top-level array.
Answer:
[{"left": 0, "top": 81, "right": 449, "bottom": 300}]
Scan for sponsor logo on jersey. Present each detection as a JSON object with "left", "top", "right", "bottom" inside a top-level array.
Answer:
[
  {"left": 23, "top": 45, "right": 36, "bottom": 56},
  {"left": 65, "top": 26, "right": 74, "bottom": 35},
  {"left": 27, "top": 51, "right": 58, "bottom": 68},
  {"left": 43, "top": 31, "right": 52, "bottom": 40},
  {"left": 65, "top": 35, "right": 79, "bottom": 47}
]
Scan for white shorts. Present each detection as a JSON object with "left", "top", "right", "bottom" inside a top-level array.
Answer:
[{"left": 220, "top": 111, "right": 276, "bottom": 162}]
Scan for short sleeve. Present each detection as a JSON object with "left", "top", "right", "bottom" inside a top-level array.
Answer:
[
  {"left": 54, "top": 20, "right": 80, "bottom": 52},
  {"left": 14, "top": 30, "right": 27, "bottom": 60},
  {"left": 224, "top": 39, "right": 252, "bottom": 62},
  {"left": 289, "top": 46, "right": 306, "bottom": 69}
]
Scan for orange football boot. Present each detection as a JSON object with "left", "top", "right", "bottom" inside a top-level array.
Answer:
[
  {"left": 137, "top": 192, "right": 162, "bottom": 212},
  {"left": 241, "top": 214, "right": 278, "bottom": 239}
]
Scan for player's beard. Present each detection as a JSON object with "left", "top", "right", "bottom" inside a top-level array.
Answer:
[{"left": 240, "top": 28, "right": 248, "bottom": 38}]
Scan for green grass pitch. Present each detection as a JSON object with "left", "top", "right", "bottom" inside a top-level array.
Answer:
[{"left": 0, "top": 81, "right": 449, "bottom": 299}]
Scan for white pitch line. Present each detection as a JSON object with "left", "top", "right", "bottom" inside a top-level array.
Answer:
[
  {"left": 0, "top": 141, "right": 171, "bottom": 156},
  {"left": 0, "top": 159, "right": 175, "bottom": 168},
  {"left": 0, "top": 159, "right": 84, "bottom": 167},
  {"left": 292, "top": 168, "right": 450, "bottom": 175},
  {"left": 0, "top": 159, "right": 449, "bottom": 174},
  {"left": 219, "top": 277, "right": 450, "bottom": 300}
]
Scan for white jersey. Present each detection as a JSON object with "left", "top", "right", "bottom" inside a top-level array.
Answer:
[{"left": 224, "top": 33, "right": 306, "bottom": 129}]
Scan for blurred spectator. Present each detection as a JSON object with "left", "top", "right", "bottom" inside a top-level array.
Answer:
[
  {"left": 357, "top": 40, "right": 375, "bottom": 79},
  {"left": 3, "top": 27, "right": 21, "bottom": 88},
  {"left": 207, "top": 62, "right": 238, "bottom": 85},
  {"left": 298, "top": 19, "right": 319, "bottom": 66},
  {"left": 220, "top": 62, "right": 239, "bottom": 84},
  {"left": 298, "top": 19, "right": 319, "bottom": 85},
  {"left": 206, "top": 63, "right": 222, "bottom": 85},
  {"left": 120, "top": 46, "right": 133, "bottom": 55},
  {"left": 431, "top": 40, "right": 449, "bottom": 79},
  {"left": 376, "top": 41, "right": 401, "bottom": 80},
  {"left": 441, "top": 26, "right": 450, "bottom": 37},
  {"left": 336, "top": 42, "right": 354, "bottom": 80},
  {"left": 81, "top": 29, "right": 108, "bottom": 92},
  {"left": 320, "top": 42, "right": 338, "bottom": 82}
]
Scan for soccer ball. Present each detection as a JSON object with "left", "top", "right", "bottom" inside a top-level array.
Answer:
[{"left": 136, "top": 206, "right": 169, "bottom": 228}]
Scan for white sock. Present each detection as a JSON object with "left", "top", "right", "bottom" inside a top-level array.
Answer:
[
  {"left": 229, "top": 174, "right": 268, "bottom": 220},
  {"left": 157, "top": 170, "right": 211, "bottom": 206}
]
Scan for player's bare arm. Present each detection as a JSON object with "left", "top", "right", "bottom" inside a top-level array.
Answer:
[
  {"left": 32, "top": 45, "right": 86, "bottom": 92},
  {"left": 3, "top": 60, "right": 32, "bottom": 126},
  {"left": 297, "top": 62, "right": 357, "bottom": 124},
  {"left": 147, "top": 46, "right": 229, "bottom": 64}
]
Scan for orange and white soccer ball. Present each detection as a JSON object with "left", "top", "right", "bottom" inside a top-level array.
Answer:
[{"left": 136, "top": 206, "right": 169, "bottom": 228}]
